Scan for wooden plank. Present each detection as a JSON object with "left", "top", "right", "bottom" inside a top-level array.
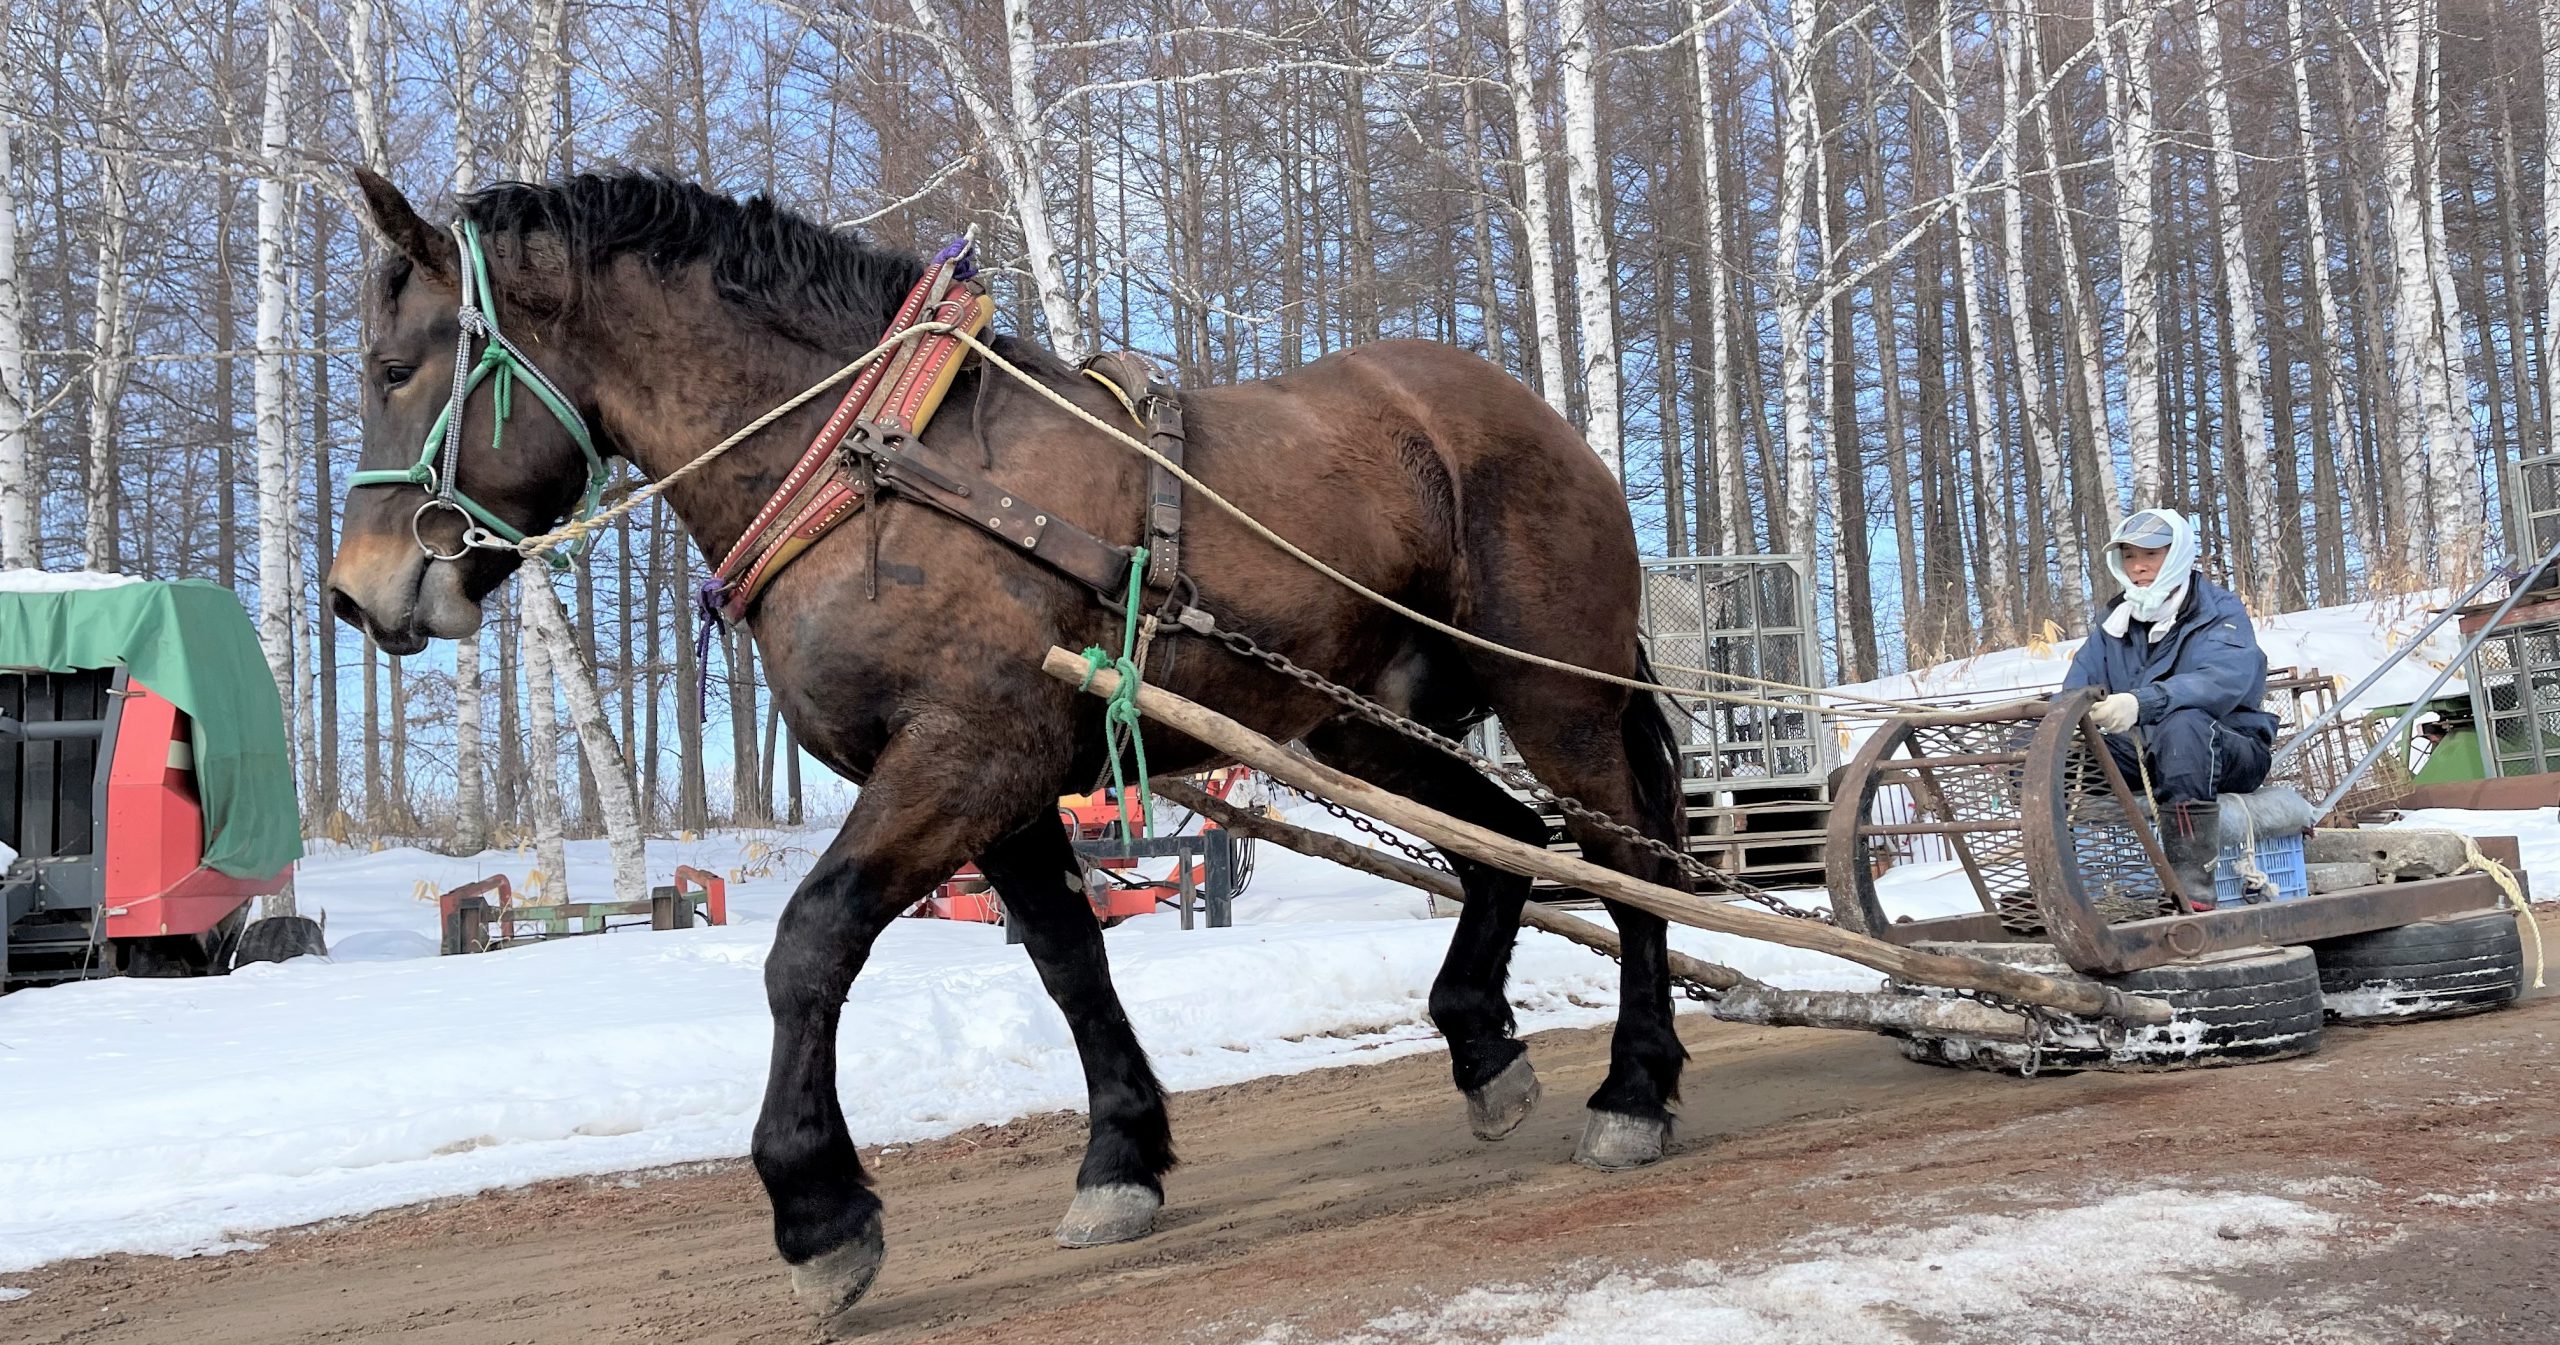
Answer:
[{"left": 1044, "top": 648, "right": 2169, "bottom": 1025}]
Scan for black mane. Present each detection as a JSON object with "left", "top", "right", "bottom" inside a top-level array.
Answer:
[{"left": 459, "top": 171, "right": 929, "bottom": 349}]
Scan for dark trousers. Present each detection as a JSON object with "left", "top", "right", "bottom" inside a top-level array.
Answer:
[{"left": 2103, "top": 707, "right": 2272, "bottom": 805}]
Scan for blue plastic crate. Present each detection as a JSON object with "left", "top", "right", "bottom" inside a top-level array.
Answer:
[{"left": 2214, "top": 828, "right": 2308, "bottom": 906}]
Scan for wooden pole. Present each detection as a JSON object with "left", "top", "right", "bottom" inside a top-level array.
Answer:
[
  {"left": 1151, "top": 778, "right": 1743, "bottom": 991},
  {"left": 1048, "top": 649, "right": 2168, "bottom": 1025}
]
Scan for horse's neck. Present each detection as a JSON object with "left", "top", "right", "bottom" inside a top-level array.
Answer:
[{"left": 596, "top": 325, "right": 873, "bottom": 569}]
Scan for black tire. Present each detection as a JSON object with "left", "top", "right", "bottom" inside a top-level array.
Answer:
[
  {"left": 232, "top": 915, "right": 330, "bottom": 967},
  {"left": 2311, "top": 912, "right": 2525, "bottom": 1023},
  {"left": 1898, "top": 941, "right": 2324, "bottom": 1075}
]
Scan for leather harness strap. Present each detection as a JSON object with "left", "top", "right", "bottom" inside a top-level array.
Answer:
[
  {"left": 706, "top": 248, "right": 1193, "bottom": 627},
  {"left": 1081, "top": 352, "right": 1187, "bottom": 593}
]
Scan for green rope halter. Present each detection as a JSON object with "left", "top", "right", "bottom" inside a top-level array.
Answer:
[
  {"left": 345, "top": 218, "right": 611, "bottom": 570},
  {"left": 1078, "top": 546, "right": 1154, "bottom": 841}
]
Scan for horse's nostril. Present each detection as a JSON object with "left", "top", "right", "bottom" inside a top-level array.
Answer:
[{"left": 328, "top": 584, "right": 367, "bottom": 631}]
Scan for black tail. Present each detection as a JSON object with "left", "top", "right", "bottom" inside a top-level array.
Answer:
[{"left": 1622, "top": 646, "right": 1685, "bottom": 853}]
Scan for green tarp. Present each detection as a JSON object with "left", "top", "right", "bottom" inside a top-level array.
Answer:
[{"left": 0, "top": 578, "right": 302, "bottom": 878}]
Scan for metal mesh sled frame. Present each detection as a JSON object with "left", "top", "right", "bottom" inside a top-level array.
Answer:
[
  {"left": 1830, "top": 687, "right": 2510, "bottom": 975},
  {"left": 2262, "top": 668, "right": 2409, "bottom": 822},
  {"left": 1825, "top": 691, "right": 2181, "bottom": 945}
]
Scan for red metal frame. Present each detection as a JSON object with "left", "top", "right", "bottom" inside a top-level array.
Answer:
[
  {"left": 100, "top": 678, "right": 291, "bottom": 940},
  {"left": 914, "top": 769, "right": 1250, "bottom": 926}
]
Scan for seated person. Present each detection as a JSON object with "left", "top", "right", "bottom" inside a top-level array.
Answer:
[{"left": 2062, "top": 509, "right": 2282, "bottom": 909}]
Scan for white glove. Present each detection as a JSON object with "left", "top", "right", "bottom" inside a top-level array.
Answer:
[{"left": 2089, "top": 692, "right": 2141, "bottom": 734}]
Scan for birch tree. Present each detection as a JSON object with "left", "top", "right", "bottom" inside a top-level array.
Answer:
[
  {"left": 2415, "top": 2, "right": 2480, "bottom": 557},
  {"left": 2193, "top": 0, "right": 2275, "bottom": 603},
  {"left": 2377, "top": 0, "right": 2470, "bottom": 571},
  {"left": 2546, "top": 0, "right": 2560, "bottom": 456},
  {"left": 255, "top": 0, "right": 298, "bottom": 720},
  {"left": 83, "top": 0, "right": 133, "bottom": 571},
  {"left": 890, "top": 0, "right": 1082, "bottom": 359},
  {"left": 2286, "top": 0, "right": 2372, "bottom": 567},
  {"left": 0, "top": 109, "right": 29, "bottom": 569},
  {"left": 1686, "top": 0, "right": 1742, "bottom": 553},
  {"left": 524, "top": 580, "right": 647, "bottom": 904},
  {"left": 1936, "top": 5, "right": 2011, "bottom": 631},
  {"left": 520, "top": 601, "right": 567, "bottom": 899},
  {"left": 450, "top": 0, "right": 490, "bottom": 854},
  {"left": 1556, "top": 0, "right": 1623, "bottom": 477},
  {"left": 1767, "top": 0, "right": 1821, "bottom": 553},
  {"left": 1500, "top": 0, "right": 1570, "bottom": 410},
  {"left": 2100, "top": 0, "right": 2165, "bottom": 509},
  {"left": 1998, "top": 0, "right": 2073, "bottom": 614}
]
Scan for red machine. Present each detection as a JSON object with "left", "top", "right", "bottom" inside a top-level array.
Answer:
[
  {"left": 915, "top": 769, "right": 1257, "bottom": 928},
  {"left": 99, "top": 680, "right": 292, "bottom": 942}
]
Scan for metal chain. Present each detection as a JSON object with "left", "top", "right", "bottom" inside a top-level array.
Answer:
[
  {"left": 1282, "top": 784, "right": 1455, "bottom": 874},
  {"left": 1199, "top": 618, "right": 1835, "bottom": 925}
]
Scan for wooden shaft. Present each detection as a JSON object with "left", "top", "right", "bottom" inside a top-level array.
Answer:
[
  {"left": 1152, "top": 778, "right": 1744, "bottom": 992},
  {"left": 1047, "top": 648, "right": 2168, "bottom": 1025}
]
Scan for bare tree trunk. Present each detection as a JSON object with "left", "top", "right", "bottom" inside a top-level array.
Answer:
[
  {"left": 1937, "top": 5, "right": 2011, "bottom": 637},
  {"left": 1461, "top": 84, "right": 1505, "bottom": 370},
  {"left": 524, "top": 580, "right": 645, "bottom": 904},
  {"left": 2027, "top": 10, "right": 2118, "bottom": 590},
  {"left": 2379, "top": 0, "right": 2475, "bottom": 573},
  {"left": 897, "top": 0, "right": 1081, "bottom": 357},
  {"left": 254, "top": 0, "right": 297, "bottom": 799},
  {"left": 1997, "top": 0, "right": 2074, "bottom": 619},
  {"left": 449, "top": 0, "right": 488, "bottom": 853},
  {"left": 0, "top": 107, "right": 29, "bottom": 568},
  {"left": 1556, "top": 0, "right": 1622, "bottom": 477},
  {"left": 84, "top": 0, "right": 133, "bottom": 571},
  {"left": 1686, "top": 0, "right": 1742, "bottom": 553},
  {"left": 522, "top": 597, "right": 567, "bottom": 898},
  {"left": 1500, "top": 0, "right": 1570, "bottom": 410},
  {"left": 2194, "top": 0, "right": 2276, "bottom": 606},
  {"left": 2417, "top": 8, "right": 2479, "bottom": 550},
  {"left": 2287, "top": 0, "right": 2373, "bottom": 577},
  {"left": 2100, "top": 0, "right": 2164, "bottom": 509},
  {"left": 2546, "top": 0, "right": 2560, "bottom": 457},
  {"left": 1771, "top": 0, "right": 1822, "bottom": 553}
]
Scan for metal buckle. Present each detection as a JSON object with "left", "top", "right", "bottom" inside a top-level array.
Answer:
[{"left": 411, "top": 498, "right": 476, "bottom": 562}]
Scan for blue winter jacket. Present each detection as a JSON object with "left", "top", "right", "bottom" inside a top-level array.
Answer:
[{"left": 2061, "top": 578, "right": 2282, "bottom": 743}]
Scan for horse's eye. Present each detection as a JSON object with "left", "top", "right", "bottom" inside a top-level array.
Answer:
[{"left": 382, "top": 364, "right": 417, "bottom": 389}]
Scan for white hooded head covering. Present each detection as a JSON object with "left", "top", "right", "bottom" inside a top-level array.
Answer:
[{"left": 2103, "top": 509, "right": 2198, "bottom": 626}]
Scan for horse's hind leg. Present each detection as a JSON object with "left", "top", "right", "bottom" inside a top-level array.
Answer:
[
  {"left": 973, "top": 811, "right": 1177, "bottom": 1247},
  {"left": 1302, "top": 720, "right": 1548, "bottom": 1138},
  {"left": 1486, "top": 680, "right": 1689, "bottom": 1171},
  {"left": 753, "top": 729, "right": 1054, "bottom": 1325}
]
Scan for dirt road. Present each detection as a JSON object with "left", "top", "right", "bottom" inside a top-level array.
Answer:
[{"left": 10, "top": 991, "right": 2556, "bottom": 1344}]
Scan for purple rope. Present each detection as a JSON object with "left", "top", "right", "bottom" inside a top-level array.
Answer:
[
  {"left": 931, "top": 235, "right": 978, "bottom": 283},
  {"left": 693, "top": 578, "right": 725, "bottom": 723}
]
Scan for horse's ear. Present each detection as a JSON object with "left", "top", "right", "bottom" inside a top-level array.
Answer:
[{"left": 354, "top": 168, "right": 456, "bottom": 286}]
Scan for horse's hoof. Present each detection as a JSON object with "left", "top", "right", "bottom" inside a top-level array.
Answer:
[
  {"left": 789, "top": 1213, "right": 887, "bottom": 1325},
  {"left": 1054, "top": 1182, "right": 1162, "bottom": 1248},
  {"left": 1573, "top": 1110, "right": 1669, "bottom": 1171},
  {"left": 1465, "top": 1054, "right": 1542, "bottom": 1140}
]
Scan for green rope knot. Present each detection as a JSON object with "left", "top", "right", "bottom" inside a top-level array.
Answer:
[{"left": 1084, "top": 546, "right": 1154, "bottom": 841}]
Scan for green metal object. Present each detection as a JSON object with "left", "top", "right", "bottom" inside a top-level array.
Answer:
[{"left": 0, "top": 580, "right": 302, "bottom": 878}]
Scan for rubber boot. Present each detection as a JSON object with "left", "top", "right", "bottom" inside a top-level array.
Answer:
[{"left": 2161, "top": 799, "right": 2223, "bottom": 912}]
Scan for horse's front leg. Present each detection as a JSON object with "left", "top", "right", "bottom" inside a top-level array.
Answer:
[
  {"left": 752, "top": 732, "right": 1040, "bottom": 1324},
  {"left": 974, "top": 811, "right": 1176, "bottom": 1247}
]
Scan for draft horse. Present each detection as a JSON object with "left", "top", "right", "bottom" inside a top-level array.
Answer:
[{"left": 326, "top": 169, "right": 1691, "bottom": 1326}]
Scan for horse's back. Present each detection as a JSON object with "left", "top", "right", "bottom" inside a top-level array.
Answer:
[{"left": 1181, "top": 339, "right": 1642, "bottom": 673}]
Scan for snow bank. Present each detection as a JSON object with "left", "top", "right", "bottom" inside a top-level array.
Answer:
[
  {"left": 0, "top": 806, "right": 1967, "bottom": 1277},
  {"left": 1308, "top": 1187, "right": 2340, "bottom": 1345},
  {"left": 0, "top": 569, "right": 143, "bottom": 593}
]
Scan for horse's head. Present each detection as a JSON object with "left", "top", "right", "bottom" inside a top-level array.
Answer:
[{"left": 327, "top": 169, "right": 608, "bottom": 654}]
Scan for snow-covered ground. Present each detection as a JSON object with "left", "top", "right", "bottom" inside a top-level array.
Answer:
[
  {"left": 1290, "top": 1186, "right": 2346, "bottom": 1345},
  {"left": 1, "top": 588, "right": 2546, "bottom": 1288},
  {"left": 0, "top": 808, "right": 1982, "bottom": 1279}
]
